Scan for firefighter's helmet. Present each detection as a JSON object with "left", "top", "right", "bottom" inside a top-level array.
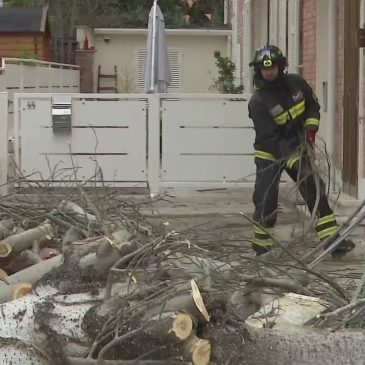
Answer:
[{"left": 249, "top": 44, "right": 287, "bottom": 71}]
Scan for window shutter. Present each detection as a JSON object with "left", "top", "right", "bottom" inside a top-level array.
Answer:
[{"left": 137, "top": 48, "right": 182, "bottom": 92}]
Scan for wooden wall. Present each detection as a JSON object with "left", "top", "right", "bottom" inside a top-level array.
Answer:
[{"left": 0, "top": 33, "right": 51, "bottom": 60}]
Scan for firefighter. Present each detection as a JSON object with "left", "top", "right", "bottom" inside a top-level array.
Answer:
[{"left": 248, "top": 44, "right": 355, "bottom": 256}]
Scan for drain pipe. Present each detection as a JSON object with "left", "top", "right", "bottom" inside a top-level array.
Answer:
[{"left": 327, "top": 0, "right": 337, "bottom": 192}]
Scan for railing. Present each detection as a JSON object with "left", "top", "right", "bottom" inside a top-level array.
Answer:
[{"left": 0, "top": 58, "right": 80, "bottom": 93}]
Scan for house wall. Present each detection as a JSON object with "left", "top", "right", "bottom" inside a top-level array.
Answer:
[
  {"left": 301, "top": 0, "right": 317, "bottom": 90},
  {"left": 92, "top": 33, "right": 228, "bottom": 93},
  {"left": 0, "top": 33, "right": 51, "bottom": 60}
]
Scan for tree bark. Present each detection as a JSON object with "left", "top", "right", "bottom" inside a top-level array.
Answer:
[{"left": 241, "top": 327, "right": 365, "bottom": 365}]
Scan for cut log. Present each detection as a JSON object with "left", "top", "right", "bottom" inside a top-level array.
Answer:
[
  {"left": 0, "top": 254, "right": 63, "bottom": 287},
  {"left": 0, "top": 282, "right": 32, "bottom": 303},
  {"left": 59, "top": 200, "right": 96, "bottom": 223},
  {"left": 70, "top": 230, "right": 137, "bottom": 277},
  {"left": 0, "top": 223, "right": 53, "bottom": 260},
  {"left": 0, "top": 218, "right": 14, "bottom": 240},
  {"left": 145, "top": 312, "right": 194, "bottom": 341},
  {"left": 12, "top": 283, "right": 32, "bottom": 300},
  {"left": 161, "top": 252, "right": 232, "bottom": 287},
  {"left": 0, "top": 241, "right": 12, "bottom": 258},
  {"left": 0, "top": 268, "right": 7, "bottom": 280},
  {"left": 96, "top": 230, "right": 135, "bottom": 258},
  {"left": 183, "top": 335, "right": 211, "bottom": 365},
  {"left": 143, "top": 280, "right": 210, "bottom": 324}
]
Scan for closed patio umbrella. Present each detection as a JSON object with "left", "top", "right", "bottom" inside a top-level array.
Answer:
[{"left": 144, "top": 0, "right": 170, "bottom": 93}]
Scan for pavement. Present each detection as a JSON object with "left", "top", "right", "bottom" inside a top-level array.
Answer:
[{"left": 122, "top": 184, "right": 365, "bottom": 299}]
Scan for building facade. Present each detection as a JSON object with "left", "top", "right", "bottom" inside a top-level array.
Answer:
[{"left": 231, "top": 0, "right": 364, "bottom": 199}]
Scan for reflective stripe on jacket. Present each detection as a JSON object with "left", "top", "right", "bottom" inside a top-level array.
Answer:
[{"left": 249, "top": 73, "right": 320, "bottom": 163}]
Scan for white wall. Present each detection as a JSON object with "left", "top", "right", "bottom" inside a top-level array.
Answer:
[{"left": 92, "top": 32, "right": 229, "bottom": 93}]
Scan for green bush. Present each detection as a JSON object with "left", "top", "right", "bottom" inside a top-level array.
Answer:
[{"left": 212, "top": 51, "right": 244, "bottom": 94}]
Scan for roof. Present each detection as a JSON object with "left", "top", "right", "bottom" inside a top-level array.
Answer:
[{"left": 0, "top": 6, "right": 48, "bottom": 33}]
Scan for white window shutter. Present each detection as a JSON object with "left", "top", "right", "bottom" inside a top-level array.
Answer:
[
  {"left": 137, "top": 48, "right": 182, "bottom": 92},
  {"left": 167, "top": 49, "right": 181, "bottom": 90}
]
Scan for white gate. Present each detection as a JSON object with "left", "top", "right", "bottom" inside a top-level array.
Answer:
[
  {"left": 1, "top": 93, "right": 256, "bottom": 195},
  {"left": 14, "top": 94, "right": 147, "bottom": 185},
  {"left": 161, "top": 94, "right": 255, "bottom": 183}
]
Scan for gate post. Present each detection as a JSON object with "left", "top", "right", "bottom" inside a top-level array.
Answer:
[
  {"left": 147, "top": 94, "right": 160, "bottom": 196},
  {"left": 0, "top": 92, "right": 8, "bottom": 195}
]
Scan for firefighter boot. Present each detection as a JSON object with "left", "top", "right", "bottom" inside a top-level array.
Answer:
[
  {"left": 324, "top": 237, "right": 355, "bottom": 258},
  {"left": 251, "top": 243, "right": 272, "bottom": 256}
]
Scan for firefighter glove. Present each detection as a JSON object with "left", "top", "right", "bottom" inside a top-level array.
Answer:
[{"left": 305, "top": 129, "right": 316, "bottom": 146}]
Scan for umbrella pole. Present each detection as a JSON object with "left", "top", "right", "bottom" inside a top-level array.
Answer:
[{"left": 150, "top": 0, "right": 158, "bottom": 92}]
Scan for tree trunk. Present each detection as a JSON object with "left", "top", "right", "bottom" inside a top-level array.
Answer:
[{"left": 241, "top": 327, "right": 365, "bottom": 365}]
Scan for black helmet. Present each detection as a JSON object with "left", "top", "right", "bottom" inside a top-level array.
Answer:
[{"left": 249, "top": 44, "right": 287, "bottom": 71}]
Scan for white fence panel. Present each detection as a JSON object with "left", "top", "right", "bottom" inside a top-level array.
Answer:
[
  {"left": 0, "top": 58, "right": 80, "bottom": 93},
  {"left": 161, "top": 94, "right": 255, "bottom": 183},
  {"left": 0, "top": 58, "right": 80, "bottom": 140},
  {"left": 15, "top": 94, "right": 147, "bottom": 184}
]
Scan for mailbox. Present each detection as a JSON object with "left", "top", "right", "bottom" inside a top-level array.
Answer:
[{"left": 52, "top": 95, "right": 72, "bottom": 131}]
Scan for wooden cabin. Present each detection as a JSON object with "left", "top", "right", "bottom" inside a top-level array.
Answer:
[{"left": 0, "top": 6, "right": 52, "bottom": 61}]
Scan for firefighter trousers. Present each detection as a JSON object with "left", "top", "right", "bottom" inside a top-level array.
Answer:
[{"left": 252, "top": 155, "right": 337, "bottom": 248}]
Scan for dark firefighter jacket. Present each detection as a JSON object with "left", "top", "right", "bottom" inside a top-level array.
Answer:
[{"left": 248, "top": 73, "right": 320, "bottom": 167}]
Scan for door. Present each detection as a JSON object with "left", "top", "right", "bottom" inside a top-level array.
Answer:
[{"left": 343, "top": 0, "right": 360, "bottom": 197}]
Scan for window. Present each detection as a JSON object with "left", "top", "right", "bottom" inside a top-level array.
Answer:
[{"left": 137, "top": 48, "right": 182, "bottom": 92}]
